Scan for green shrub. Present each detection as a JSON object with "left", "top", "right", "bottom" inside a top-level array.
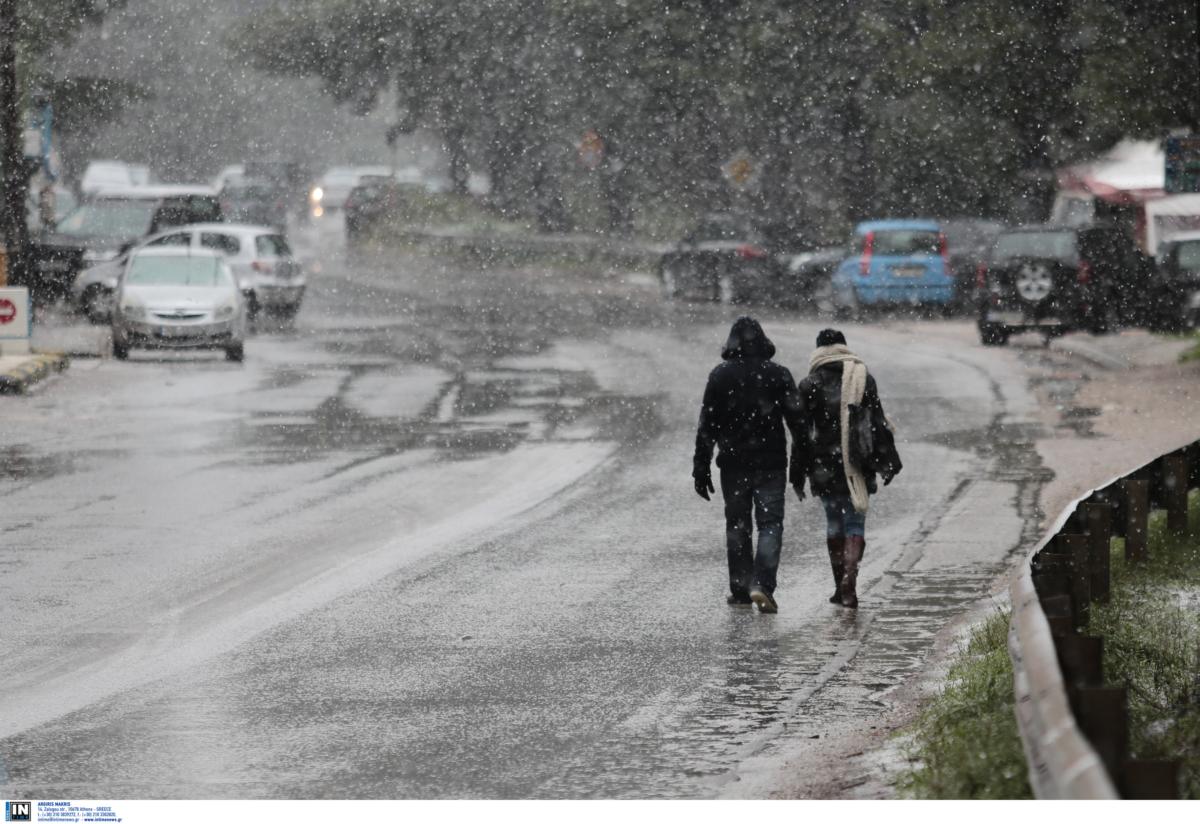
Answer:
[{"left": 896, "top": 609, "right": 1033, "bottom": 799}]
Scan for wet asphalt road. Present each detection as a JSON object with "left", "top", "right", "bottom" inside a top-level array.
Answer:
[{"left": 0, "top": 218, "right": 1046, "bottom": 798}]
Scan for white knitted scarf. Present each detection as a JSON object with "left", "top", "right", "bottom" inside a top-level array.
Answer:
[{"left": 809, "top": 344, "right": 870, "bottom": 514}]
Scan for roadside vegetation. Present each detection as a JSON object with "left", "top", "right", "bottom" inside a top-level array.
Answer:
[
  {"left": 895, "top": 609, "right": 1032, "bottom": 798},
  {"left": 897, "top": 495, "right": 1200, "bottom": 799},
  {"left": 1100, "top": 502, "right": 1200, "bottom": 799}
]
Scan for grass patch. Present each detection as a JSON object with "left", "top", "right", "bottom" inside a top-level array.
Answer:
[
  {"left": 896, "top": 492, "right": 1200, "bottom": 799},
  {"left": 1096, "top": 497, "right": 1200, "bottom": 799},
  {"left": 895, "top": 609, "right": 1032, "bottom": 799}
]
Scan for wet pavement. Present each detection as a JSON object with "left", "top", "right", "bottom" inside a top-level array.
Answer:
[{"left": 1, "top": 216, "right": 1048, "bottom": 798}]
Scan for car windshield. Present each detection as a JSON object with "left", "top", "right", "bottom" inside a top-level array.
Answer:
[
  {"left": 993, "top": 231, "right": 1077, "bottom": 260},
  {"left": 867, "top": 231, "right": 941, "bottom": 256},
  {"left": 56, "top": 200, "right": 156, "bottom": 239},
  {"left": 126, "top": 255, "right": 229, "bottom": 287},
  {"left": 1178, "top": 240, "right": 1200, "bottom": 272}
]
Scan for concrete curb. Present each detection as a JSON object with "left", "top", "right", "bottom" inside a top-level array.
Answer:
[{"left": 0, "top": 353, "right": 70, "bottom": 395}]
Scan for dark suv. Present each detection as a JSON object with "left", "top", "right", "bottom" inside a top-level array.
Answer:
[{"left": 976, "top": 225, "right": 1154, "bottom": 346}]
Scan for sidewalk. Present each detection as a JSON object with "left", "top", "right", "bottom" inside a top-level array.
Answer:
[
  {"left": 0, "top": 351, "right": 69, "bottom": 394},
  {"left": 0, "top": 307, "right": 109, "bottom": 395}
]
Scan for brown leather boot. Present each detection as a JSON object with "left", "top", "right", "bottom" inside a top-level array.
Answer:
[
  {"left": 826, "top": 535, "right": 845, "bottom": 604},
  {"left": 840, "top": 536, "right": 865, "bottom": 609}
]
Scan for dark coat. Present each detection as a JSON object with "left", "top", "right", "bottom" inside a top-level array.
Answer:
[
  {"left": 793, "top": 362, "right": 902, "bottom": 498},
  {"left": 693, "top": 318, "right": 803, "bottom": 477}
]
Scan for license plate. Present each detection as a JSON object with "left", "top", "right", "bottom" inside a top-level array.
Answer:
[
  {"left": 987, "top": 311, "right": 1025, "bottom": 324},
  {"left": 38, "top": 260, "right": 71, "bottom": 272},
  {"left": 891, "top": 265, "right": 925, "bottom": 277}
]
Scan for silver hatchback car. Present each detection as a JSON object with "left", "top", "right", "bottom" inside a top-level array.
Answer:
[{"left": 111, "top": 248, "right": 247, "bottom": 362}]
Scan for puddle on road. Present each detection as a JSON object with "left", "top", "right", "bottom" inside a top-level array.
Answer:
[
  {"left": 0, "top": 446, "right": 128, "bottom": 485},
  {"left": 229, "top": 359, "right": 663, "bottom": 469}
]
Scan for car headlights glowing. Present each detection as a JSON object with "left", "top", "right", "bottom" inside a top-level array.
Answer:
[{"left": 310, "top": 186, "right": 324, "bottom": 204}]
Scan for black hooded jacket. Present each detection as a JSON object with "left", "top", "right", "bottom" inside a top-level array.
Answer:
[{"left": 693, "top": 318, "right": 803, "bottom": 476}]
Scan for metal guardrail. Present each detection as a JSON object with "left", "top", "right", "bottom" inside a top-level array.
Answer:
[{"left": 1009, "top": 438, "right": 1198, "bottom": 799}]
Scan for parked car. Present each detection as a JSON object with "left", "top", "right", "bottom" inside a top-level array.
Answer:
[
  {"left": 219, "top": 180, "right": 288, "bottom": 230},
  {"left": 111, "top": 247, "right": 246, "bottom": 362},
  {"left": 658, "top": 214, "right": 782, "bottom": 302},
  {"left": 975, "top": 224, "right": 1156, "bottom": 346},
  {"left": 831, "top": 220, "right": 954, "bottom": 316},
  {"left": 344, "top": 176, "right": 423, "bottom": 241},
  {"left": 29, "top": 186, "right": 222, "bottom": 302},
  {"left": 1147, "top": 231, "right": 1200, "bottom": 330},
  {"left": 309, "top": 165, "right": 391, "bottom": 215},
  {"left": 72, "top": 223, "right": 304, "bottom": 324},
  {"left": 939, "top": 218, "right": 1006, "bottom": 311},
  {"left": 779, "top": 246, "right": 846, "bottom": 314}
]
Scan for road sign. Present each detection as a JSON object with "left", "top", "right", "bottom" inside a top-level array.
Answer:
[
  {"left": 0, "top": 287, "right": 31, "bottom": 343},
  {"left": 1165, "top": 135, "right": 1200, "bottom": 194},
  {"left": 578, "top": 130, "right": 605, "bottom": 171},
  {"left": 721, "top": 150, "right": 759, "bottom": 190}
]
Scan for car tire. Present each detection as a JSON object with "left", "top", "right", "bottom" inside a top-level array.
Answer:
[
  {"left": 979, "top": 323, "right": 1009, "bottom": 347},
  {"left": 833, "top": 289, "right": 859, "bottom": 321},
  {"left": 225, "top": 342, "right": 245, "bottom": 363},
  {"left": 112, "top": 338, "right": 129, "bottom": 360},
  {"left": 81, "top": 285, "right": 112, "bottom": 325}
]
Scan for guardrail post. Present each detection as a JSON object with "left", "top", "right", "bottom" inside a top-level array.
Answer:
[
  {"left": 1162, "top": 454, "right": 1189, "bottom": 535},
  {"left": 1121, "top": 759, "right": 1180, "bottom": 799},
  {"left": 1054, "top": 634, "right": 1103, "bottom": 686},
  {"left": 1123, "top": 479, "right": 1149, "bottom": 562},
  {"left": 1039, "top": 593, "right": 1074, "bottom": 637},
  {"left": 1080, "top": 502, "right": 1112, "bottom": 603},
  {"left": 1073, "top": 685, "right": 1127, "bottom": 778},
  {"left": 1059, "top": 534, "right": 1091, "bottom": 628}
]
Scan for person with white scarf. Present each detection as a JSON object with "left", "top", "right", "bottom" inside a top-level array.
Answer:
[{"left": 792, "top": 329, "right": 902, "bottom": 609}]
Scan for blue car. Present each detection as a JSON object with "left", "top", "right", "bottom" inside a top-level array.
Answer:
[{"left": 832, "top": 219, "right": 955, "bottom": 314}]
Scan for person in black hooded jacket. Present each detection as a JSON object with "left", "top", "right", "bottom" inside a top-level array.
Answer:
[{"left": 694, "top": 317, "right": 804, "bottom": 613}]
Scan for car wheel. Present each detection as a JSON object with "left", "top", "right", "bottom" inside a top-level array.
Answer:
[
  {"left": 1087, "top": 303, "right": 1118, "bottom": 335},
  {"left": 979, "top": 323, "right": 1009, "bottom": 347},
  {"left": 112, "top": 338, "right": 129, "bottom": 360},
  {"left": 81, "top": 285, "right": 113, "bottom": 325},
  {"left": 834, "top": 285, "right": 860, "bottom": 321},
  {"left": 225, "top": 341, "right": 245, "bottom": 363}
]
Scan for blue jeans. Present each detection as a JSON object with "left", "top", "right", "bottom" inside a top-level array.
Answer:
[
  {"left": 821, "top": 495, "right": 866, "bottom": 538},
  {"left": 720, "top": 468, "right": 785, "bottom": 596}
]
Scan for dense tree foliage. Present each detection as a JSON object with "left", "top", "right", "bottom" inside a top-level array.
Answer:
[{"left": 248, "top": 0, "right": 1199, "bottom": 236}]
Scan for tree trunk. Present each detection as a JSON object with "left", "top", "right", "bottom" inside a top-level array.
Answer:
[{"left": 0, "top": 0, "right": 31, "bottom": 285}]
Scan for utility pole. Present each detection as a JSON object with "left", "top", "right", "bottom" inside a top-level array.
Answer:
[{"left": 0, "top": 0, "right": 30, "bottom": 285}]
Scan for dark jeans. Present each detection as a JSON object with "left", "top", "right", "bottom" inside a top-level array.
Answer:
[
  {"left": 820, "top": 495, "right": 866, "bottom": 538},
  {"left": 720, "top": 467, "right": 786, "bottom": 596}
]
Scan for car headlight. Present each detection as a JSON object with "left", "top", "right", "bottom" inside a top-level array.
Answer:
[
  {"left": 310, "top": 186, "right": 324, "bottom": 203},
  {"left": 120, "top": 301, "right": 146, "bottom": 320},
  {"left": 216, "top": 303, "right": 236, "bottom": 319}
]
